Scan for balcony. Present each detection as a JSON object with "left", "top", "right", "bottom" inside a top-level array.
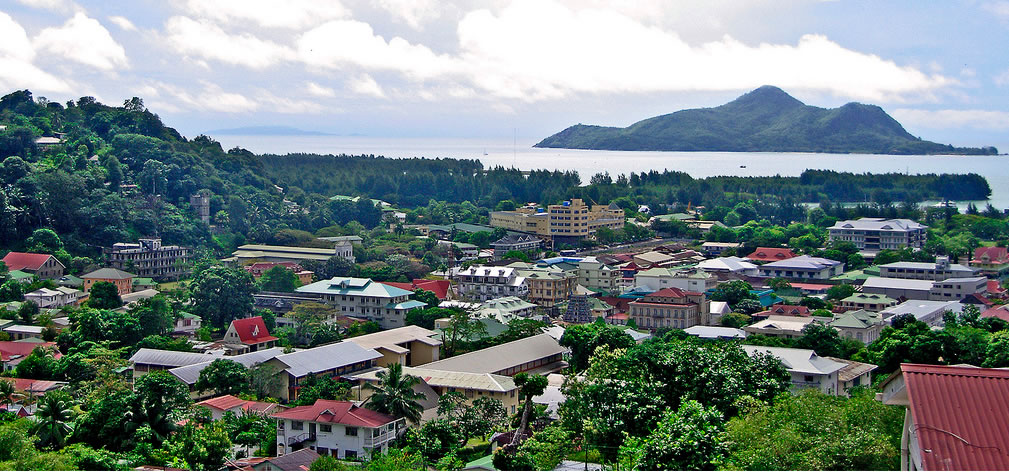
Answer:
[{"left": 364, "top": 430, "right": 395, "bottom": 448}]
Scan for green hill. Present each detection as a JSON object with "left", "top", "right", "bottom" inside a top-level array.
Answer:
[{"left": 535, "top": 86, "right": 998, "bottom": 155}]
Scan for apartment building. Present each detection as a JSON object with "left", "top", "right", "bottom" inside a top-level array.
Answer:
[
  {"left": 628, "top": 287, "right": 708, "bottom": 330},
  {"left": 515, "top": 264, "right": 577, "bottom": 309},
  {"left": 757, "top": 255, "right": 844, "bottom": 280},
  {"left": 104, "top": 238, "right": 192, "bottom": 281},
  {"left": 576, "top": 256, "right": 620, "bottom": 291},
  {"left": 828, "top": 218, "right": 927, "bottom": 254},
  {"left": 296, "top": 277, "right": 426, "bottom": 329},
  {"left": 490, "top": 199, "right": 624, "bottom": 243},
  {"left": 452, "top": 266, "right": 529, "bottom": 302},
  {"left": 878, "top": 256, "right": 979, "bottom": 281}
]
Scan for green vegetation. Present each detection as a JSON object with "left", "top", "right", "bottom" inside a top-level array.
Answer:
[{"left": 536, "top": 85, "right": 997, "bottom": 155}]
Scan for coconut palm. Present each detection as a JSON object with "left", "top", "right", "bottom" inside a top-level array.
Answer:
[
  {"left": 365, "top": 363, "right": 426, "bottom": 424},
  {"left": 32, "top": 391, "right": 74, "bottom": 449},
  {"left": 0, "top": 379, "right": 14, "bottom": 409}
]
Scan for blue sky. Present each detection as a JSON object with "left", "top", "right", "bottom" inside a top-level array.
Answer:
[{"left": 2, "top": 0, "right": 1009, "bottom": 148}]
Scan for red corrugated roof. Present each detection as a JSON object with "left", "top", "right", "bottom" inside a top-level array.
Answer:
[
  {"left": 229, "top": 316, "right": 279, "bottom": 345},
  {"left": 756, "top": 305, "right": 811, "bottom": 317},
  {"left": 1, "top": 252, "right": 55, "bottom": 271},
  {"left": 270, "top": 400, "right": 395, "bottom": 427},
  {"left": 972, "top": 246, "right": 1009, "bottom": 265},
  {"left": 988, "top": 280, "right": 1007, "bottom": 296},
  {"left": 197, "top": 394, "right": 249, "bottom": 411},
  {"left": 901, "top": 363, "right": 1009, "bottom": 471},
  {"left": 981, "top": 305, "right": 1009, "bottom": 322},
  {"left": 379, "top": 279, "right": 450, "bottom": 300},
  {"left": 10, "top": 378, "right": 63, "bottom": 393},
  {"left": 0, "top": 342, "right": 61, "bottom": 362},
  {"left": 746, "top": 247, "right": 797, "bottom": 262}
]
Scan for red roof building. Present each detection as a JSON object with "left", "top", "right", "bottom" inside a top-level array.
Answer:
[
  {"left": 746, "top": 247, "right": 798, "bottom": 263},
  {"left": 753, "top": 305, "right": 811, "bottom": 320},
  {"left": 972, "top": 247, "right": 1009, "bottom": 277},
  {"left": 379, "top": 279, "right": 451, "bottom": 300},
  {"left": 9, "top": 378, "right": 66, "bottom": 395},
  {"left": 981, "top": 305, "right": 1009, "bottom": 322},
  {"left": 271, "top": 400, "right": 402, "bottom": 459},
  {"left": 271, "top": 400, "right": 396, "bottom": 428},
  {"left": 879, "top": 364, "right": 1009, "bottom": 470},
  {"left": 628, "top": 288, "right": 708, "bottom": 331},
  {"left": 223, "top": 316, "right": 279, "bottom": 352},
  {"left": 197, "top": 394, "right": 281, "bottom": 421},
  {"left": 0, "top": 342, "right": 61, "bottom": 370},
  {"left": 1, "top": 252, "right": 64, "bottom": 279},
  {"left": 987, "top": 280, "right": 1007, "bottom": 297}
]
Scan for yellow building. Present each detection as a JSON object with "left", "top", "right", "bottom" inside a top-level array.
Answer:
[{"left": 489, "top": 199, "right": 624, "bottom": 241}]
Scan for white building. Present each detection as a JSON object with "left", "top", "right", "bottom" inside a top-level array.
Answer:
[
  {"left": 757, "top": 255, "right": 844, "bottom": 280},
  {"left": 878, "top": 256, "right": 979, "bottom": 281},
  {"left": 272, "top": 400, "right": 404, "bottom": 459},
  {"left": 828, "top": 218, "right": 927, "bottom": 255},
  {"left": 742, "top": 345, "right": 846, "bottom": 395},
  {"left": 296, "top": 277, "right": 426, "bottom": 329},
  {"left": 576, "top": 256, "right": 620, "bottom": 291},
  {"left": 634, "top": 267, "right": 717, "bottom": 293},
  {"left": 23, "top": 286, "right": 82, "bottom": 308},
  {"left": 697, "top": 256, "right": 759, "bottom": 276},
  {"left": 881, "top": 300, "right": 964, "bottom": 326},
  {"left": 452, "top": 266, "right": 529, "bottom": 302}
]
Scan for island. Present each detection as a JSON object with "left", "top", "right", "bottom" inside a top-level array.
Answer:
[{"left": 535, "top": 86, "right": 998, "bottom": 155}]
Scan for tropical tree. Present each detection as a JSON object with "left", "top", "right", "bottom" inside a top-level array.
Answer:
[
  {"left": 194, "top": 359, "right": 250, "bottom": 396},
  {"left": 0, "top": 379, "right": 15, "bottom": 409},
  {"left": 365, "top": 363, "right": 425, "bottom": 424},
  {"left": 258, "top": 265, "right": 300, "bottom": 293},
  {"left": 617, "top": 400, "right": 726, "bottom": 470},
  {"left": 88, "top": 281, "right": 123, "bottom": 309},
  {"left": 509, "top": 373, "right": 548, "bottom": 446},
  {"left": 32, "top": 390, "right": 75, "bottom": 449},
  {"left": 190, "top": 266, "right": 256, "bottom": 327}
]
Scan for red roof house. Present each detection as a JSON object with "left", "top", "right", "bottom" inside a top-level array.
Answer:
[
  {"left": 223, "top": 316, "right": 279, "bottom": 352},
  {"left": 746, "top": 247, "right": 797, "bottom": 263},
  {"left": 1, "top": 252, "right": 64, "bottom": 279},
  {"left": 988, "top": 280, "right": 1007, "bottom": 297},
  {"left": 982, "top": 305, "right": 1009, "bottom": 322},
  {"left": 379, "top": 279, "right": 451, "bottom": 300},
  {"left": 0, "top": 342, "right": 61, "bottom": 370},
  {"left": 197, "top": 394, "right": 281, "bottom": 420},
  {"left": 271, "top": 400, "right": 397, "bottom": 428},
  {"left": 972, "top": 246, "right": 1009, "bottom": 264},
  {"left": 753, "top": 304, "right": 811, "bottom": 320},
  {"left": 879, "top": 364, "right": 1009, "bottom": 470}
]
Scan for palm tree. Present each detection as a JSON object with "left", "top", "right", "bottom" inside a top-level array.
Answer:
[
  {"left": 32, "top": 391, "right": 74, "bottom": 449},
  {"left": 0, "top": 379, "right": 14, "bottom": 409},
  {"left": 365, "top": 363, "right": 426, "bottom": 424}
]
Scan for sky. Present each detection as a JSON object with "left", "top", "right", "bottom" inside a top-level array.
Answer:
[{"left": 2, "top": 0, "right": 1009, "bottom": 148}]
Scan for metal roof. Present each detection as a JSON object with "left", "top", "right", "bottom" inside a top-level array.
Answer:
[
  {"left": 824, "top": 357, "right": 877, "bottom": 383},
  {"left": 683, "top": 326, "right": 746, "bottom": 339},
  {"left": 742, "top": 345, "right": 846, "bottom": 375},
  {"left": 760, "top": 255, "right": 842, "bottom": 270},
  {"left": 345, "top": 325, "right": 442, "bottom": 352},
  {"left": 81, "top": 267, "right": 136, "bottom": 280},
  {"left": 863, "top": 277, "right": 935, "bottom": 290},
  {"left": 169, "top": 347, "right": 287, "bottom": 384},
  {"left": 352, "top": 366, "right": 517, "bottom": 392},
  {"left": 422, "top": 333, "right": 565, "bottom": 374},
  {"left": 829, "top": 217, "right": 927, "bottom": 231},
  {"left": 272, "top": 341, "right": 382, "bottom": 378},
  {"left": 297, "top": 277, "right": 413, "bottom": 298},
  {"left": 129, "top": 348, "right": 221, "bottom": 367}
]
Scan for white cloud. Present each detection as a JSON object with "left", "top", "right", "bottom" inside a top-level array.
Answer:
[
  {"left": 258, "top": 91, "right": 327, "bottom": 113},
  {"left": 14, "top": 0, "right": 80, "bottom": 13},
  {"left": 34, "top": 13, "right": 128, "bottom": 70},
  {"left": 306, "top": 82, "right": 337, "bottom": 97},
  {"left": 0, "top": 12, "right": 72, "bottom": 93},
  {"left": 177, "top": 0, "right": 348, "bottom": 29},
  {"left": 146, "top": 81, "right": 259, "bottom": 113},
  {"left": 374, "top": 0, "right": 441, "bottom": 29},
  {"left": 163, "top": 16, "right": 294, "bottom": 68},
  {"left": 347, "top": 74, "right": 386, "bottom": 98},
  {"left": 108, "top": 15, "right": 137, "bottom": 31},
  {"left": 983, "top": 1, "right": 1009, "bottom": 19},
  {"left": 891, "top": 108, "right": 1009, "bottom": 130},
  {"left": 995, "top": 68, "right": 1009, "bottom": 86}
]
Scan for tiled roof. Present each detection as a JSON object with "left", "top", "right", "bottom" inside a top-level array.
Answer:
[
  {"left": 271, "top": 400, "right": 395, "bottom": 427},
  {"left": 981, "top": 305, "right": 1009, "bottom": 322},
  {"left": 81, "top": 267, "right": 136, "bottom": 280},
  {"left": 973, "top": 246, "right": 1009, "bottom": 264},
  {"left": 756, "top": 305, "right": 811, "bottom": 317},
  {"left": 1, "top": 252, "right": 59, "bottom": 271},
  {"left": 900, "top": 363, "right": 1009, "bottom": 470},
  {"left": 229, "top": 316, "right": 278, "bottom": 345},
  {"left": 746, "top": 247, "right": 797, "bottom": 262}
]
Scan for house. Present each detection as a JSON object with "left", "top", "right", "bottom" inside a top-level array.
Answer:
[
  {"left": 3, "top": 325, "right": 44, "bottom": 341},
  {"left": 472, "top": 296, "right": 538, "bottom": 323},
  {"left": 683, "top": 325, "right": 746, "bottom": 339},
  {"left": 224, "top": 316, "right": 279, "bottom": 352},
  {"left": 828, "top": 218, "right": 928, "bottom": 256},
  {"left": 1, "top": 252, "right": 64, "bottom": 279},
  {"left": 491, "top": 233, "right": 542, "bottom": 260},
  {"left": 271, "top": 400, "right": 404, "bottom": 459},
  {"left": 196, "top": 394, "right": 282, "bottom": 421},
  {"left": 971, "top": 246, "right": 1009, "bottom": 278},
  {"left": 173, "top": 312, "right": 201, "bottom": 335},
  {"left": 829, "top": 309, "right": 884, "bottom": 344},
  {"left": 701, "top": 242, "right": 743, "bottom": 256},
  {"left": 514, "top": 264, "right": 577, "bottom": 309},
  {"left": 743, "top": 315, "right": 815, "bottom": 339},
  {"left": 576, "top": 256, "right": 620, "bottom": 292},
  {"left": 378, "top": 279, "right": 451, "bottom": 300},
  {"left": 263, "top": 341, "right": 383, "bottom": 402},
  {"left": 878, "top": 256, "right": 979, "bottom": 281},
  {"left": 627, "top": 287, "right": 708, "bottom": 330},
  {"left": 881, "top": 300, "right": 963, "bottom": 326},
  {"left": 132, "top": 278, "right": 159, "bottom": 291},
  {"left": 344, "top": 325, "right": 441, "bottom": 367},
  {"left": 840, "top": 293, "right": 898, "bottom": 312},
  {"left": 251, "top": 448, "right": 321, "bottom": 471},
  {"left": 244, "top": 262, "right": 314, "bottom": 285},
  {"left": 987, "top": 280, "right": 1007, "bottom": 298},
  {"left": 757, "top": 255, "right": 844, "bottom": 280},
  {"left": 877, "top": 364, "right": 1009, "bottom": 470},
  {"left": 81, "top": 268, "right": 135, "bottom": 295},
  {"left": 745, "top": 247, "right": 797, "bottom": 263},
  {"left": 296, "top": 277, "right": 426, "bottom": 330},
  {"left": 34, "top": 136, "right": 63, "bottom": 148},
  {"left": 104, "top": 238, "right": 192, "bottom": 281},
  {"left": 697, "top": 256, "right": 759, "bottom": 276},
  {"left": 55, "top": 275, "right": 83, "bottom": 289},
  {"left": 229, "top": 243, "right": 354, "bottom": 267},
  {"left": 129, "top": 348, "right": 221, "bottom": 379},
  {"left": 1, "top": 341, "right": 61, "bottom": 371},
  {"left": 452, "top": 266, "right": 529, "bottom": 302},
  {"left": 634, "top": 267, "right": 717, "bottom": 293},
  {"left": 350, "top": 366, "right": 521, "bottom": 418},
  {"left": 438, "top": 240, "right": 479, "bottom": 261},
  {"left": 825, "top": 357, "right": 877, "bottom": 395},
  {"left": 9, "top": 378, "right": 67, "bottom": 398},
  {"left": 742, "top": 345, "right": 846, "bottom": 395},
  {"left": 421, "top": 333, "right": 567, "bottom": 376},
  {"left": 23, "top": 286, "right": 83, "bottom": 308},
  {"left": 752, "top": 304, "right": 811, "bottom": 321},
  {"left": 631, "top": 251, "right": 677, "bottom": 268},
  {"left": 708, "top": 301, "right": 731, "bottom": 325},
  {"left": 254, "top": 292, "right": 325, "bottom": 314},
  {"left": 981, "top": 305, "right": 1009, "bottom": 322}
]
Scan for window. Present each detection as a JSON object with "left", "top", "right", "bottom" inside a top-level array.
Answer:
[
  {"left": 345, "top": 426, "right": 358, "bottom": 437},
  {"left": 345, "top": 450, "right": 357, "bottom": 459},
  {"left": 321, "top": 425, "right": 332, "bottom": 433},
  {"left": 318, "top": 447, "right": 329, "bottom": 455},
  {"left": 291, "top": 421, "right": 304, "bottom": 430},
  {"left": 804, "top": 375, "right": 814, "bottom": 383}
]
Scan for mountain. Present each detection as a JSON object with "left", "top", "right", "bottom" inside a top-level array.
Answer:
[
  {"left": 535, "top": 86, "right": 998, "bottom": 155},
  {"left": 206, "top": 125, "right": 333, "bottom": 136}
]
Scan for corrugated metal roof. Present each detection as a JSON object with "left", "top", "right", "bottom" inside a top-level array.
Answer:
[
  {"left": 272, "top": 341, "right": 382, "bottom": 378},
  {"left": 169, "top": 347, "right": 287, "bottom": 384},
  {"left": 352, "top": 367, "right": 517, "bottom": 392},
  {"left": 345, "top": 326, "right": 441, "bottom": 352},
  {"left": 297, "top": 277, "right": 413, "bottom": 298},
  {"left": 129, "top": 348, "right": 221, "bottom": 367},
  {"left": 422, "top": 333, "right": 565, "bottom": 374},
  {"left": 742, "top": 345, "right": 846, "bottom": 375},
  {"left": 901, "top": 364, "right": 1009, "bottom": 471},
  {"left": 81, "top": 267, "right": 136, "bottom": 280}
]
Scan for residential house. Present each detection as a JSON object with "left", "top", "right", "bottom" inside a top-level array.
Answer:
[
  {"left": 1, "top": 252, "right": 64, "bottom": 279},
  {"left": 197, "top": 394, "right": 282, "bottom": 421},
  {"left": 982, "top": 305, "right": 1009, "bottom": 322},
  {"left": 1, "top": 341, "right": 60, "bottom": 371},
  {"left": 224, "top": 316, "right": 279, "bottom": 352},
  {"left": 251, "top": 448, "right": 320, "bottom": 471},
  {"left": 628, "top": 287, "right": 708, "bottom": 330},
  {"left": 840, "top": 293, "right": 898, "bottom": 312},
  {"left": 132, "top": 277, "right": 159, "bottom": 291},
  {"left": 245, "top": 262, "right": 314, "bottom": 285},
  {"left": 350, "top": 366, "right": 521, "bottom": 418},
  {"left": 683, "top": 326, "right": 746, "bottom": 340},
  {"left": 129, "top": 348, "right": 221, "bottom": 379},
  {"left": 262, "top": 341, "right": 383, "bottom": 402},
  {"left": 708, "top": 301, "right": 731, "bottom": 325},
  {"left": 697, "top": 256, "right": 759, "bottom": 276},
  {"left": 878, "top": 364, "right": 1009, "bottom": 471},
  {"left": 296, "top": 277, "right": 426, "bottom": 330},
  {"left": 344, "top": 326, "right": 441, "bottom": 367},
  {"left": 254, "top": 292, "right": 325, "bottom": 315},
  {"left": 104, "top": 238, "right": 192, "bottom": 281},
  {"left": 825, "top": 357, "right": 877, "bottom": 395},
  {"left": 631, "top": 251, "right": 677, "bottom": 268},
  {"left": 23, "top": 287, "right": 83, "bottom": 308},
  {"left": 752, "top": 304, "right": 811, "bottom": 321},
  {"left": 272, "top": 400, "right": 404, "bottom": 459},
  {"left": 742, "top": 345, "right": 846, "bottom": 395},
  {"left": 173, "top": 312, "right": 201, "bottom": 335},
  {"left": 971, "top": 246, "right": 1009, "bottom": 278},
  {"left": 576, "top": 256, "right": 620, "bottom": 292},
  {"left": 701, "top": 242, "right": 743, "bottom": 256},
  {"left": 828, "top": 218, "right": 928, "bottom": 255},
  {"left": 437, "top": 240, "right": 479, "bottom": 261},
  {"left": 881, "top": 300, "right": 963, "bottom": 326},
  {"left": 170, "top": 348, "right": 288, "bottom": 399},
  {"left": 81, "top": 268, "right": 135, "bottom": 295},
  {"left": 743, "top": 315, "right": 815, "bottom": 339},
  {"left": 421, "top": 333, "right": 567, "bottom": 376},
  {"left": 491, "top": 233, "right": 542, "bottom": 260},
  {"left": 829, "top": 309, "right": 884, "bottom": 344},
  {"left": 3, "top": 325, "right": 44, "bottom": 341},
  {"left": 878, "top": 256, "right": 979, "bottom": 281},
  {"left": 634, "top": 267, "right": 717, "bottom": 293},
  {"left": 757, "top": 255, "right": 844, "bottom": 280},
  {"left": 452, "top": 266, "right": 529, "bottom": 302},
  {"left": 745, "top": 247, "right": 797, "bottom": 264}
]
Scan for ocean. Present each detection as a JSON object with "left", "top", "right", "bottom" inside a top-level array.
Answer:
[{"left": 214, "top": 135, "right": 1009, "bottom": 211}]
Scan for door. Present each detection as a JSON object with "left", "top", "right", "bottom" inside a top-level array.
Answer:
[{"left": 309, "top": 423, "right": 317, "bottom": 440}]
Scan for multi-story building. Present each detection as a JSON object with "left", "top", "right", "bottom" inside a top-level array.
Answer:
[
  {"left": 272, "top": 400, "right": 404, "bottom": 459},
  {"left": 971, "top": 246, "right": 1009, "bottom": 278},
  {"left": 828, "top": 218, "right": 927, "bottom": 254},
  {"left": 104, "top": 238, "right": 192, "bottom": 281},
  {"left": 491, "top": 233, "right": 543, "bottom": 261},
  {"left": 742, "top": 345, "right": 846, "bottom": 395},
  {"left": 634, "top": 267, "right": 717, "bottom": 293},
  {"left": 516, "top": 264, "right": 577, "bottom": 309},
  {"left": 230, "top": 243, "right": 353, "bottom": 267},
  {"left": 929, "top": 277, "right": 988, "bottom": 301},
  {"left": 628, "top": 287, "right": 708, "bottom": 330},
  {"left": 576, "top": 256, "right": 620, "bottom": 291},
  {"left": 829, "top": 309, "right": 884, "bottom": 344},
  {"left": 452, "top": 266, "right": 529, "bottom": 302},
  {"left": 839, "top": 293, "right": 898, "bottom": 312},
  {"left": 757, "top": 255, "right": 844, "bottom": 280},
  {"left": 490, "top": 199, "right": 624, "bottom": 243},
  {"left": 1, "top": 252, "right": 65, "bottom": 280},
  {"left": 82, "top": 268, "right": 135, "bottom": 295},
  {"left": 296, "top": 277, "right": 426, "bottom": 330},
  {"left": 489, "top": 209, "right": 549, "bottom": 236},
  {"left": 23, "top": 287, "right": 83, "bottom": 308},
  {"left": 878, "top": 256, "right": 979, "bottom": 281}
]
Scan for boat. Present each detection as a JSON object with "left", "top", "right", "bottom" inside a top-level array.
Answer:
[{"left": 740, "top": 165, "right": 747, "bottom": 168}]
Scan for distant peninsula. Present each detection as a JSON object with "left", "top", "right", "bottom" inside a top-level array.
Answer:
[
  {"left": 535, "top": 86, "right": 998, "bottom": 155},
  {"left": 206, "top": 125, "right": 334, "bottom": 136}
]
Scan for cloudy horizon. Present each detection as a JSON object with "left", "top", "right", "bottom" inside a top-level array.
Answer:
[{"left": 2, "top": 0, "right": 1008, "bottom": 148}]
